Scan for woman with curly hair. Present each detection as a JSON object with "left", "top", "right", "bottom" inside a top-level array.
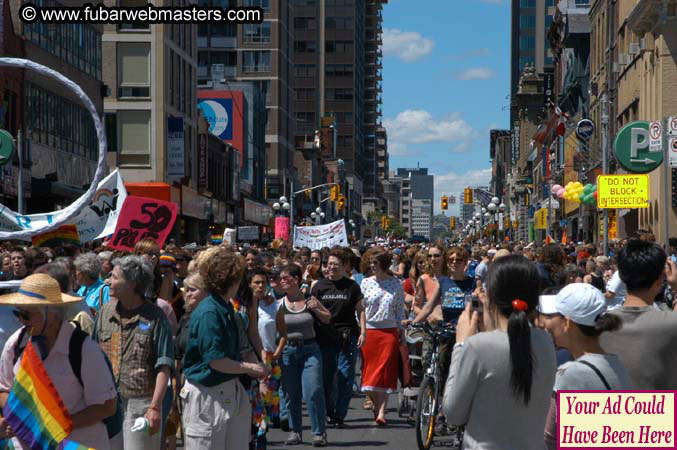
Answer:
[{"left": 181, "top": 248, "right": 269, "bottom": 450}]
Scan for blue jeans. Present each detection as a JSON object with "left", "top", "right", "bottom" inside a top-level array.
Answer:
[
  {"left": 322, "top": 335, "right": 358, "bottom": 422},
  {"left": 281, "top": 342, "right": 326, "bottom": 436}
]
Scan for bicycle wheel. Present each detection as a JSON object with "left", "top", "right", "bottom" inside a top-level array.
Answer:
[{"left": 415, "top": 376, "right": 436, "bottom": 450}]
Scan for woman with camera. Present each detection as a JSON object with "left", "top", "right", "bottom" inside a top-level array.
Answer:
[{"left": 442, "top": 255, "right": 557, "bottom": 449}]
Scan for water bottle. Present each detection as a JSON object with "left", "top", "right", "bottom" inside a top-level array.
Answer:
[{"left": 131, "top": 417, "right": 150, "bottom": 433}]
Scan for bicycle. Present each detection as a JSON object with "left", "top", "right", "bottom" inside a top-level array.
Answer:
[{"left": 410, "top": 322, "right": 463, "bottom": 450}]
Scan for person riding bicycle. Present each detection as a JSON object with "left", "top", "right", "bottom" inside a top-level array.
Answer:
[{"left": 412, "top": 245, "right": 473, "bottom": 435}]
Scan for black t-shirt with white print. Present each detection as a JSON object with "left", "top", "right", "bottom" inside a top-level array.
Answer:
[{"left": 311, "top": 277, "right": 363, "bottom": 344}]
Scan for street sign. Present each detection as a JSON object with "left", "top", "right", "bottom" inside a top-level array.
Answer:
[
  {"left": 650, "top": 120, "right": 663, "bottom": 153},
  {"left": 614, "top": 121, "right": 663, "bottom": 173},
  {"left": 534, "top": 208, "right": 547, "bottom": 230},
  {"left": 670, "top": 137, "right": 677, "bottom": 168},
  {"left": 575, "top": 119, "right": 595, "bottom": 141},
  {"left": 597, "top": 174, "right": 649, "bottom": 209},
  {"left": 668, "top": 116, "right": 677, "bottom": 136}
]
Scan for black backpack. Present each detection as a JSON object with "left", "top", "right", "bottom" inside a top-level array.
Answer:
[{"left": 13, "top": 322, "right": 123, "bottom": 439}]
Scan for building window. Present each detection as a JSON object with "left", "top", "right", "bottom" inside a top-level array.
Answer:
[
  {"left": 520, "top": 0, "right": 535, "bottom": 6},
  {"left": 243, "top": 51, "right": 271, "bottom": 72},
  {"left": 25, "top": 83, "right": 97, "bottom": 160},
  {"left": 294, "top": 64, "right": 316, "bottom": 77},
  {"left": 326, "top": 64, "right": 353, "bottom": 77},
  {"left": 243, "top": 22, "right": 272, "bottom": 43},
  {"left": 326, "top": 88, "right": 353, "bottom": 100},
  {"left": 118, "top": 42, "right": 151, "bottom": 98},
  {"left": 325, "top": 41, "right": 353, "bottom": 53},
  {"left": 294, "top": 40, "right": 317, "bottom": 53},
  {"left": 296, "top": 88, "right": 316, "bottom": 100},
  {"left": 326, "top": 17, "right": 353, "bottom": 29},
  {"left": 117, "top": 110, "right": 151, "bottom": 166},
  {"left": 23, "top": 7, "right": 102, "bottom": 80},
  {"left": 294, "top": 17, "right": 317, "bottom": 29},
  {"left": 243, "top": 0, "right": 270, "bottom": 11},
  {"left": 293, "top": 0, "right": 317, "bottom": 5},
  {"left": 520, "top": 15, "right": 536, "bottom": 28},
  {"left": 519, "top": 35, "right": 535, "bottom": 50}
]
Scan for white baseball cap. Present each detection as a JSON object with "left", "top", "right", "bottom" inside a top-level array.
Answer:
[
  {"left": 555, "top": 283, "right": 607, "bottom": 327},
  {"left": 538, "top": 295, "right": 558, "bottom": 314}
]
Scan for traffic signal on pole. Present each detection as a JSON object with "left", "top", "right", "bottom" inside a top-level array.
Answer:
[
  {"left": 464, "top": 188, "right": 473, "bottom": 204},
  {"left": 337, "top": 195, "right": 346, "bottom": 210},
  {"left": 441, "top": 196, "right": 448, "bottom": 210},
  {"left": 330, "top": 185, "right": 338, "bottom": 201},
  {"left": 525, "top": 193, "right": 530, "bottom": 206},
  {"left": 380, "top": 215, "right": 386, "bottom": 228},
  {"left": 450, "top": 216, "right": 456, "bottom": 230},
  {"left": 305, "top": 189, "right": 312, "bottom": 199}
]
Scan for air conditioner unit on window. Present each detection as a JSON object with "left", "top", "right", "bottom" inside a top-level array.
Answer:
[
  {"left": 619, "top": 53, "right": 630, "bottom": 65},
  {"left": 612, "top": 62, "right": 622, "bottom": 73},
  {"left": 629, "top": 43, "right": 640, "bottom": 56}
]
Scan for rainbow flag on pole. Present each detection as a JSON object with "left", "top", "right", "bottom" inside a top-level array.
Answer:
[{"left": 2, "top": 340, "right": 73, "bottom": 450}]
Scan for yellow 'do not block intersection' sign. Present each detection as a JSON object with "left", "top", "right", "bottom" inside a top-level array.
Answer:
[{"left": 597, "top": 174, "right": 649, "bottom": 209}]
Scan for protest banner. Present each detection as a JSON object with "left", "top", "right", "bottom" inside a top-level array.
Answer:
[
  {"left": 238, "top": 226, "right": 259, "bottom": 241},
  {"left": 0, "top": 169, "right": 127, "bottom": 242},
  {"left": 293, "top": 219, "right": 348, "bottom": 250},
  {"left": 275, "top": 216, "right": 290, "bottom": 241},
  {"left": 107, "top": 196, "right": 178, "bottom": 251}
]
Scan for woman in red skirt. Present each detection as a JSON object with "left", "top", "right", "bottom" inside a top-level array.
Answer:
[{"left": 359, "top": 248, "right": 407, "bottom": 425}]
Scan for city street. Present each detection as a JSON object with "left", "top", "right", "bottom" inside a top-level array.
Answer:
[{"left": 266, "top": 393, "right": 422, "bottom": 450}]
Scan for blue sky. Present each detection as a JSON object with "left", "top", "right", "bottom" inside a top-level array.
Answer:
[{"left": 382, "top": 0, "right": 511, "bottom": 216}]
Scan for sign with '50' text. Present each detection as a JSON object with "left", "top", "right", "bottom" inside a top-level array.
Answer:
[{"left": 107, "top": 196, "right": 178, "bottom": 251}]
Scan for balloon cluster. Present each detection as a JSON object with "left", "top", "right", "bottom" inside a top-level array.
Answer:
[
  {"left": 580, "top": 183, "right": 597, "bottom": 204},
  {"left": 552, "top": 182, "right": 597, "bottom": 204}
]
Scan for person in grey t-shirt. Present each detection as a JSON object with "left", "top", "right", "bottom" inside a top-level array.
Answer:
[{"left": 543, "top": 283, "right": 632, "bottom": 450}]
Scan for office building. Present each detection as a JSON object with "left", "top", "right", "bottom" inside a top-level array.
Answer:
[
  {"left": 197, "top": 0, "right": 295, "bottom": 202},
  {"left": 396, "top": 167, "right": 433, "bottom": 239},
  {"left": 8, "top": 0, "right": 104, "bottom": 212}
]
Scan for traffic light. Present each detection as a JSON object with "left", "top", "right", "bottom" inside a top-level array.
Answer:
[
  {"left": 441, "top": 196, "right": 449, "bottom": 210},
  {"left": 449, "top": 216, "right": 456, "bottom": 230},
  {"left": 305, "top": 189, "right": 312, "bottom": 199},
  {"left": 525, "top": 193, "right": 530, "bottom": 206},
  {"left": 337, "top": 195, "right": 346, "bottom": 210},
  {"left": 464, "top": 188, "right": 473, "bottom": 204},
  {"left": 330, "top": 185, "right": 338, "bottom": 201},
  {"left": 380, "top": 215, "right": 387, "bottom": 228}
]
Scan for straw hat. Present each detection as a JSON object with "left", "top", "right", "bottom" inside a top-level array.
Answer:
[{"left": 0, "top": 274, "right": 81, "bottom": 307}]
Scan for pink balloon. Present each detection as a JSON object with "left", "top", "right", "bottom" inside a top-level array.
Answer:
[{"left": 552, "top": 184, "right": 562, "bottom": 192}]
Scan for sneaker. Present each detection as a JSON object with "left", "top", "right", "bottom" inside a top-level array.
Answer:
[
  {"left": 326, "top": 416, "right": 336, "bottom": 427},
  {"left": 335, "top": 419, "right": 348, "bottom": 429},
  {"left": 285, "top": 432, "right": 302, "bottom": 446},
  {"left": 312, "top": 433, "right": 328, "bottom": 447}
]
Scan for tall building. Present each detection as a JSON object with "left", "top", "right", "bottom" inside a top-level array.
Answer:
[
  {"left": 511, "top": 0, "right": 556, "bottom": 122},
  {"left": 292, "top": 0, "right": 387, "bottom": 227},
  {"left": 8, "top": 0, "right": 103, "bottom": 212},
  {"left": 396, "top": 167, "right": 433, "bottom": 239},
  {"left": 363, "top": 1, "right": 387, "bottom": 209},
  {"left": 197, "top": 0, "right": 295, "bottom": 202}
]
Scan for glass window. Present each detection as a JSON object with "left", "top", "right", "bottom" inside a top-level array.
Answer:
[
  {"left": 294, "top": 17, "right": 316, "bottom": 29},
  {"left": 118, "top": 42, "right": 151, "bottom": 98},
  {"left": 242, "top": 51, "right": 271, "bottom": 72},
  {"left": 244, "top": 0, "right": 270, "bottom": 11},
  {"left": 520, "top": 0, "right": 535, "bottom": 7},
  {"left": 243, "top": 22, "right": 272, "bottom": 43},
  {"left": 118, "top": 110, "right": 151, "bottom": 166},
  {"left": 520, "top": 35, "right": 535, "bottom": 49},
  {"left": 520, "top": 15, "right": 536, "bottom": 28},
  {"left": 294, "top": 64, "right": 316, "bottom": 77},
  {"left": 294, "top": 40, "right": 316, "bottom": 53}
]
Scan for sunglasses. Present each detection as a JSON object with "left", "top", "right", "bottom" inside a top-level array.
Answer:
[{"left": 12, "top": 309, "right": 30, "bottom": 321}]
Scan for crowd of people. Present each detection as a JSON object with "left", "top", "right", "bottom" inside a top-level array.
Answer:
[{"left": 0, "top": 231, "right": 675, "bottom": 449}]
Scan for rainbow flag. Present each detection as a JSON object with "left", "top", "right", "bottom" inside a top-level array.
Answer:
[
  {"left": 31, "top": 225, "right": 80, "bottom": 248},
  {"left": 2, "top": 341, "right": 72, "bottom": 450},
  {"left": 57, "top": 439, "right": 94, "bottom": 450}
]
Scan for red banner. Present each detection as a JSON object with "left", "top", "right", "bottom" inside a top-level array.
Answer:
[
  {"left": 275, "top": 216, "right": 290, "bottom": 241},
  {"left": 107, "top": 196, "right": 178, "bottom": 251}
]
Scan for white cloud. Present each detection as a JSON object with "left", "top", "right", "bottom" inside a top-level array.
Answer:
[
  {"left": 433, "top": 168, "right": 493, "bottom": 214},
  {"left": 456, "top": 67, "right": 496, "bottom": 80},
  {"left": 384, "top": 109, "right": 477, "bottom": 156},
  {"left": 382, "top": 28, "right": 434, "bottom": 62}
]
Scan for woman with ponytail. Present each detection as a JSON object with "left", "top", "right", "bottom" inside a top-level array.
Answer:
[
  {"left": 441, "top": 255, "right": 556, "bottom": 449},
  {"left": 543, "top": 283, "right": 631, "bottom": 450}
]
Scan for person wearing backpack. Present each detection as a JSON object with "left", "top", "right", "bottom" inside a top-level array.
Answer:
[{"left": 0, "top": 274, "right": 118, "bottom": 449}]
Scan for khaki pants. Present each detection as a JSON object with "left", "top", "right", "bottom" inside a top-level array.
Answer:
[
  {"left": 110, "top": 396, "right": 161, "bottom": 450},
  {"left": 181, "top": 378, "right": 251, "bottom": 450}
]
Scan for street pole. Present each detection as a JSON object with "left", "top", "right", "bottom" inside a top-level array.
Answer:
[
  {"left": 663, "top": 117, "right": 670, "bottom": 248},
  {"left": 602, "top": 93, "right": 609, "bottom": 256},
  {"left": 17, "top": 129, "right": 24, "bottom": 215},
  {"left": 319, "top": 0, "right": 325, "bottom": 120},
  {"left": 290, "top": 179, "right": 295, "bottom": 246}
]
